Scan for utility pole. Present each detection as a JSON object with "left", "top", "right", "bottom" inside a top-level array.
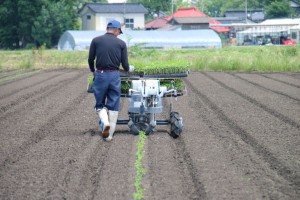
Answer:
[
  {"left": 123, "top": 0, "right": 127, "bottom": 28},
  {"left": 171, "top": 0, "right": 174, "bottom": 25},
  {"left": 172, "top": 0, "right": 174, "bottom": 16},
  {"left": 245, "top": 0, "right": 248, "bottom": 24}
]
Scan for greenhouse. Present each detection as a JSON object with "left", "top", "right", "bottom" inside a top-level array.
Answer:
[{"left": 57, "top": 30, "right": 222, "bottom": 50}]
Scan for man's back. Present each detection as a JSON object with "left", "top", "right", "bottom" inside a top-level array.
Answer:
[{"left": 88, "top": 33, "right": 129, "bottom": 71}]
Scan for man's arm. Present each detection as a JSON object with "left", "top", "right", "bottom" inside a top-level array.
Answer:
[
  {"left": 121, "top": 43, "right": 129, "bottom": 72},
  {"left": 88, "top": 39, "right": 96, "bottom": 72}
]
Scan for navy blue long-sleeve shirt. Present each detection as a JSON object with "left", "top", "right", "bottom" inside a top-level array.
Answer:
[{"left": 88, "top": 33, "right": 129, "bottom": 72}]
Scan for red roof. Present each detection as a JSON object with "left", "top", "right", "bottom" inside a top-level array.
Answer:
[
  {"left": 209, "top": 18, "right": 230, "bottom": 33},
  {"left": 145, "top": 17, "right": 168, "bottom": 29},
  {"left": 165, "top": 7, "right": 229, "bottom": 33},
  {"left": 166, "top": 7, "right": 206, "bottom": 21}
]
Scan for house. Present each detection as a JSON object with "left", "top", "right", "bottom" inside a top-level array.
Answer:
[
  {"left": 170, "top": 17, "right": 211, "bottom": 30},
  {"left": 145, "top": 17, "right": 168, "bottom": 30},
  {"left": 145, "top": 7, "right": 229, "bottom": 32},
  {"left": 79, "top": 3, "right": 148, "bottom": 31},
  {"left": 214, "top": 17, "right": 255, "bottom": 25},
  {"left": 224, "top": 9, "right": 265, "bottom": 23}
]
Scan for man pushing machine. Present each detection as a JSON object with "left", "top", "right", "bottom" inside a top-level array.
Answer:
[{"left": 88, "top": 20, "right": 134, "bottom": 141}]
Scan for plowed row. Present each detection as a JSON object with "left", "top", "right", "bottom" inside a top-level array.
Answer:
[{"left": 0, "top": 69, "right": 299, "bottom": 200}]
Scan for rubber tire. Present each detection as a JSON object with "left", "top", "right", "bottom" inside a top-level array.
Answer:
[{"left": 169, "top": 112, "right": 182, "bottom": 139}]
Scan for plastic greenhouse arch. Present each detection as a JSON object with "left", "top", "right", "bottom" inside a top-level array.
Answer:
[{"left": 58, "top": 30, "right": 222, "bottom": 50}]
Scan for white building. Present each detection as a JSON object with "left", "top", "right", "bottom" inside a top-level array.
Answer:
[{"left": 79, "top": 3, "right": 148, "bottom": 31}]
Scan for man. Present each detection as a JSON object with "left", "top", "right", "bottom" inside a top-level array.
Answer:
[{"left": 88, "top": 20, "right": 134, "bottom": 141}]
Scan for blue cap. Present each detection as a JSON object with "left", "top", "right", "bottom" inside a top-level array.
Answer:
[{"left": 107, "top": 20, "right": 123, "bottom": 34}]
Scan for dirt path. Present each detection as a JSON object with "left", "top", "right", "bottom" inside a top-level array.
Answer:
[{"left": 0, "top": 70, "right": 299, "bottom": 199}]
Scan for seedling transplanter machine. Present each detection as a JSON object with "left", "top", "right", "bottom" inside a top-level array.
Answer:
[{"left": 87, "top": 67, "right": 188, "bottom": 138}]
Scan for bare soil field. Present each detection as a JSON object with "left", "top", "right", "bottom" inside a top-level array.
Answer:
[{"left": 0, "top": 69, "right": 299, "bottom": 200}]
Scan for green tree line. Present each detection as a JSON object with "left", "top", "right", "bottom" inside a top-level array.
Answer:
[
  {"left": 0, "top": 0, "right": 106, "bottom": 49},
  {"left": 195, "top": 0, "right": 296, "bottom": 19},
  {"left": 0, "top": 0, "right": 298, "bottom": 49},
  {"left": 134, "top": 0, "right": 296, "bottom": 19}
]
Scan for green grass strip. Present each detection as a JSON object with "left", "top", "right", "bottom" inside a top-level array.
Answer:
[
  {"left": 133, "top": 131, "right": 147, "bottom": 200},
  {"left": 0, "top": 70, "right": 40, "bottom": 83}
]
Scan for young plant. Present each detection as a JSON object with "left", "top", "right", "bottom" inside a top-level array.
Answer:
[{"left": 133, "top": 131, "right": 147, "bottom": 200}]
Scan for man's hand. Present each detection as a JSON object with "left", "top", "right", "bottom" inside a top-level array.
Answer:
[{"left": 129, "top": 65, "right": 134, "bottom": 72}]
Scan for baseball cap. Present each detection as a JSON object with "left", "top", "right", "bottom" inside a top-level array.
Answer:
[{"left": 107, "top": 20, "right": 123, "bottom": 34}]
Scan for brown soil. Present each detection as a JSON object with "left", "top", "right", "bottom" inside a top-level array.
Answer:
[{"left": 0, "top": 69, "right": 299, "bottom": 199}]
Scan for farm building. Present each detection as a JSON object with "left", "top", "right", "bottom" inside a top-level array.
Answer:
[
  {"left": 57, "top": 30, "right": 222, "bottom": 50},
  {"left": 235, "top": 18, "right": 300, "bottom": 45}
]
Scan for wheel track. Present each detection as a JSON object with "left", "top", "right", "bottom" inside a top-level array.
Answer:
[
  {"left": 260, "top": 74, "right": 300, "bottom": 89},
  {"left": 73, "top": 97, "right": 127, "bottom": 199},
  {"left": 0, "top": 72, "right": 83, "bottom": 117},
  {"left": 184, "top": 77, "right": 300, "bottom": 193},
  {"left": 202, "top": 72, "right": 300, "bottom": 130},
  {"left": 173, "top": 137, "right": 208, "bottom": 199},
  {"left": 0, "top": 70, "right": 71, "bottom": 101},
  {"left": 146, "top": 99, "right": 207, "bottom": 199},
  {"left": 89, "top": 142, "right": 112, "bottom": 200},
  {"left": 58, "top": 135, "right": 111, "bottom": 200},
  {"left": 0, "top": 86, "right": 87, "bottom": 173},
  {"left": 228, "top": 72, "right": 300, "bottom": 103}
]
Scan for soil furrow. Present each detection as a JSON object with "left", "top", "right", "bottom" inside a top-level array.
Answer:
[
  {"left": 173, "top": 137, "right": 208, "bottom": 199},
  {"left": 0, "top": 69, "right": 35, "bottom": 79},
  {"left": 285, "top": 73, "right": 300, "bottom": 79},
  {"left": 0, "top": 72, "right": 83, "bottom": 117},
  {"left": 185, "top": 78, "right": 300, "bottom": 192},
  {"left": 202, "top": 72, "right": 300, "bottom": 130},
  {"left": 163, "top": 98, "right": 208, "bottom": 199},
  {"left": 229, "top": 73, "right": 300, "bottom": 102},
  {"left": 1, "top": 70, "right": 299, "bottom": 199},
  {"left": 143, "top": 98, "right": 207, "bottom": 200},
  {"left": 88, "top": 98, "right": 136, "bottom": 200},
  {"left": 183, "top": 76, "right": 298, "bottom": 199},
  {"left": 73, "top": 137, "right": 110, "bottom": 199},
  {"left": 0, "top": 76, "right": 115, "bottom": 199},
  {"left": 260, "top": 74, "right": 300, "bottom": 89},
  {"left": 89, "top": 142, "right": 112, "bottom": 200},
  {"left": 0, "top": 70, "right": 42, "bottom": 86},
  {"left": 0, "top": 91, "right": 87, "bottom": 172},
  {"left": 0, "top": 70, "right": 70, "bottom": 100}
]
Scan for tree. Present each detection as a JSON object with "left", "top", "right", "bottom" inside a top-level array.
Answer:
[
  {"left": 31, "top": 5, "right": 53, "bottom": 47},
  {"left": 0, "top": 0, "right": 19, "bottom": 48},
  {"left": 265, "top": 0, "right": 292, "bottom": 18},
  {"left": 0, "top": 0, "right": 47, "bottom": 48},
  {"left": 128, "top": 0, "right": 172, "bottom": 18},
  {"left": 0, "top": 0, "right": 107, "bottom": 49}
]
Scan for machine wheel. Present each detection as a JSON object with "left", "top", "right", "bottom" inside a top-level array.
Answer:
[{"left": 169, "top": 112, "right": 183, "bottom": 139}]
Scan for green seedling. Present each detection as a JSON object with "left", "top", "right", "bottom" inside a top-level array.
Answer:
[{"left": 133, "top": 131, "right": 147, "bottom": 200}]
